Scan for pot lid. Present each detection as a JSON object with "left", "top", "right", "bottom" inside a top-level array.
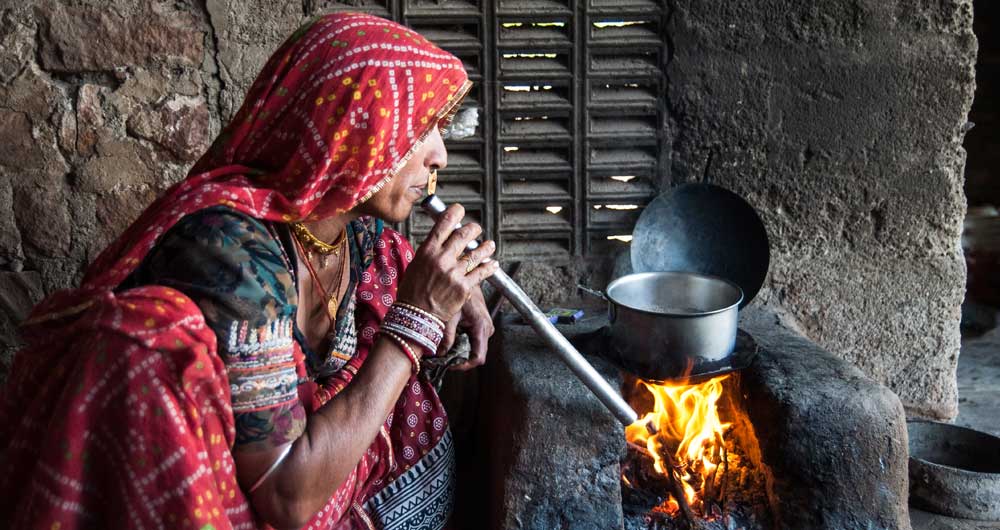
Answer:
[{"left": 630, "top": 183, "right": 770, "bottom": 309}]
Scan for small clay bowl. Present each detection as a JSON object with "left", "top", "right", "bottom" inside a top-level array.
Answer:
[{"left": 908, "top": 420, "right": 1000, "bottom": 520}]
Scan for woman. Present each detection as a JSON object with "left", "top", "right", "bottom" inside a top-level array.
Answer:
[{"left": 0, "top": 13, "right": 497, "bottom": 529}]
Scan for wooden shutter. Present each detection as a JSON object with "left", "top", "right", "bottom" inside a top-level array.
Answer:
[{"left": 316, "top": 0, "right": 668, "bottom": 259}]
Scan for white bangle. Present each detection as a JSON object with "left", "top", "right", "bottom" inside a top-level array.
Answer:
[{"left": 248, "top": 442, "right": 294, "bottom": 493}]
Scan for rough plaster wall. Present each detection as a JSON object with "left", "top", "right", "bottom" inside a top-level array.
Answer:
[
  {"left": 0, "top": 1, "right": 978, "bottom": 420},
  {"left": 0, "top": 0, "right": 311, "bottom": 376},
  {"left": 662, "top": 0, "right": 976, "bottom": 419}
]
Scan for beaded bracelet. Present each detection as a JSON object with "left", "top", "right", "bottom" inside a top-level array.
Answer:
[
  {"left": 394, "top": 301, "right": 447, "bottom": 330},
  {"left": 377, "top": 329, "right": 421, "bottom": 374},
  {"left": 381, "top": 304, "right": 445, "bottom": 357}
]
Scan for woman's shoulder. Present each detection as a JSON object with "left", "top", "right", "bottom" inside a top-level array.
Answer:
[
  {"left": 157, "top": 205, "right": 295, "bottom": 275},
  {"left": 169, "top": 206, "right": 281, "bottom": 249},
  {"left": 124, "top": 205, "right": 297, "bottom": 326}
]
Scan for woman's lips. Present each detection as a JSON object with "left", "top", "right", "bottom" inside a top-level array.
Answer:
[{"left": 409, "top": 182, "right": 428, "bottom": 198}]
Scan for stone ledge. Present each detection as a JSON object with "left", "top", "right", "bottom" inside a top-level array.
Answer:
[
  {"left": 738, "top": 307, "right": 911, "bottom": 530},
  {"left": 480, "top": 316, "right": 626, "bottom": 530}
]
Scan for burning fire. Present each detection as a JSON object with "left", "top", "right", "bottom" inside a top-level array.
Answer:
[{"left": 625, "top": 375, "right": 731, "bottom": 516}]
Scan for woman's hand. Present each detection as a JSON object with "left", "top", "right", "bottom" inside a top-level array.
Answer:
[
  {"left": 396, "top": 203, "right": 499, "bottom": 324},
  {"left": 437, "top": 287, "right": 494, "bottom": 369}
]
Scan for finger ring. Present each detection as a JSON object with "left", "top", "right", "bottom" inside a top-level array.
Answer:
[{"left": 458, "top": 254, "right": 476, "bottom": 274}]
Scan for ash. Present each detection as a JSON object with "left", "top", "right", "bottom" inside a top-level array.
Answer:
[{"left": 621, "top": 437, "right": 771, "bottom": 530}]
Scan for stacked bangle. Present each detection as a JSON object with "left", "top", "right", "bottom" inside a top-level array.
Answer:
[
  {"left": 381, "top": 303, "right": 446, "bottom": 357},
  {"left": 394, "top": 302, "right": 446, "bottom": 330},
  {"left": 378, "top": 329, "right": 421, "bottom": 374}
]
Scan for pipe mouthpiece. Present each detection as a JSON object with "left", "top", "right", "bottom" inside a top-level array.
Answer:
[{"left": 421, "top": 194, "right": 447, "bottom": 217}]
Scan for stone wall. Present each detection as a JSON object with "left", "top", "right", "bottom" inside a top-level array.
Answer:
[
  {"left": 0, "top": 1, "right": 978, "bottom": 420},
  {"left": 0, "top": 0, "right": 310, "bottom": 374},
  {"left": 660, "top": 0, "right": 976, "bottom": 420},
  {"left": 517, "top": 1, "right": 977, "bottom": 420}
]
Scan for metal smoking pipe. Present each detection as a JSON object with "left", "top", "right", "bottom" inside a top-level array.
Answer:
[{"left": 420, "top": 194, "right": 639, "bottom": 427}]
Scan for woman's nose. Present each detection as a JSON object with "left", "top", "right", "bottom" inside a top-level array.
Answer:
[{"left": 425, "top": 127, "right": 448, "bottom": 170}]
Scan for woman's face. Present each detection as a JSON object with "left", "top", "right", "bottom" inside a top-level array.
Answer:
[{"left": 356, "top": 126, "right": 448, "bottom": 223}]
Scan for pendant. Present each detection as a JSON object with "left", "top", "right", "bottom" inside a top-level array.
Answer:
[
  {"left": 327, "top": 295, "right": 339, "bottom": 321},
  {"left": 321, "top": 254, "right": 329, "bottom": 268}
]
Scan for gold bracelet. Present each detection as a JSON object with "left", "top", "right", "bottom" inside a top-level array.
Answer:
[
  {"left": 378, "top": 330, "right": 421, "bottom": 374},
  {"left": 393, "top": 301, "right": 447, "bottom": 329}
]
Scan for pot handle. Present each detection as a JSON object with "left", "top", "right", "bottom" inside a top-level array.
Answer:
[{"left": 576, "top": 284, "right": 608, "bottom": 301}]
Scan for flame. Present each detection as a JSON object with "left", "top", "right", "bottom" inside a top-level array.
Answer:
[{"left": 625, "top": 375, "right": 731, "bottom": 514}]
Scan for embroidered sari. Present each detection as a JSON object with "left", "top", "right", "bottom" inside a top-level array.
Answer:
[{"left": 0, "top": 13, "right": 470, "bottom": 530}]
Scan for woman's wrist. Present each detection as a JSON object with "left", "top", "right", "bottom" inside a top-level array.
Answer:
[
  {"left": 394, "top": 299, "right": 448, "bottom": 327},
  {"left": 376, "top": 331, "right": 421, "bottom": 374},
  {"left": 380, "top": 303, "right": 446, "bottom": 358}
]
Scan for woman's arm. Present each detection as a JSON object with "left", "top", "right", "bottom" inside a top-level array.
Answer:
[
  {"left": 236, "top": 336, "right": 411, "bottom": 528},
  {"left": 237, "top": 204, "right": 498, "bottom": 529}
]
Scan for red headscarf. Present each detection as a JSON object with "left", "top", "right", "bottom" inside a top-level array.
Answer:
[{"left": 25, "top": 12, "right": 470, "bottom": 327}]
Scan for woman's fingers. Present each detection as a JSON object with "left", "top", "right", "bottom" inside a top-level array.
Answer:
[
  {"left": 441, "top": 222, "right": 483, "bottom": 261},
  {"left": 465, "top": 258, "right": 500, "bottom": 286},
  {"left": 436, "top": 313, "right": 460, "bottom": 357},
  {"left": 459, "top": 297, "right": 492, "bottom": 369},
  {"left": 398, "top": 202, "right": 497, "bottom": 324},
  {"left": 458, "top": 240, "right": 495, "bottom": 272},
  {"left": 422, "top": 203, "right": 465, "bottom": 250}
]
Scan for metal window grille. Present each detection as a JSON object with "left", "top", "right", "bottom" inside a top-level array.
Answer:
[{"left": 316, "top": 0, "right": 668, "bottom": 259}]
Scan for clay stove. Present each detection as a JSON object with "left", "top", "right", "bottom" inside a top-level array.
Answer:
[{"left": 465, "top": 307, "right": 911, "bottom": 530}]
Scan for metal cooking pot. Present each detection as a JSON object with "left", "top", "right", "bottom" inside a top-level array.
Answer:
[
  {"left": 631, "top": 183, "right": 770, "bottom": 310},
  {"left": 605, "top": 271, "right": 744, "bottom": 381}
]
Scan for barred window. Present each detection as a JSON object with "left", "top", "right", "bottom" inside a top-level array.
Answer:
[{"left": 322, "top": 0, "right": 668, "bottom": 259}]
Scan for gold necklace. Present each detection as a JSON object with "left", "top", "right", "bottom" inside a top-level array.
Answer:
[
  {"left": 329, "top": 247, "right": 348, "bottom": 325},
  {"left": 293, "top": 233, "right": 348, "bottom": 330},
  {"left": 291, "top": 222, "right": 347, "bottom": 267}
]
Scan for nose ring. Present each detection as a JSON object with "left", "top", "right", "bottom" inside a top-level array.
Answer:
[{"left": 427, "top": 169, "right": 438, "bottom": 195}]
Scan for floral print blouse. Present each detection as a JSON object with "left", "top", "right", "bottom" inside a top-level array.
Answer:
[{"left": 120, "top": 205, "right": 382, "bottom": 453}]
